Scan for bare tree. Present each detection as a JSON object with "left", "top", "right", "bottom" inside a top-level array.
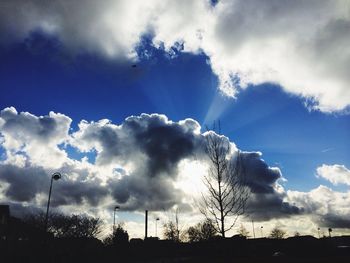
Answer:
[
  {"left": 269, "top": 227, "right": 286, "bottom": 239},
  {"left": 163, "top": 208, "right": 181, "bottom": 242},
  {"left": 237, "top": 224, "right": 250, "bottom": 238},
  {"left": 163, "top": 221, "right": 180, "bottom": 242},
  {"left": 200, "top": 125, "right": 250, "bottom": 237}
]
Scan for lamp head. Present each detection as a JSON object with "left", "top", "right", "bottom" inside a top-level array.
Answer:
[
  {"left": 115, "top": 206, "right": 120, "bottom": 210},
  {"left": 52, "top": 172, "right": 62, "bottom": 181}
]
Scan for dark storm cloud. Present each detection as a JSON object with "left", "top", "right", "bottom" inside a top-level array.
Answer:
[
  {"left": 246, "top": 192, "right": 302, "bottom": 221},
  {"left": 199, "top": 143, "right": 302, "bottom": 220},
  {"left": 110, "top": 174, "right": 183, "bottom": 211},
  {"left": 74, "top": 114, "right": 203, "bottom": 211},
  {"left": 123, "top": 114, "right": 202, "bottom": 177},
  {"left": 318, "top": 214, "right": 350, "bottom": 229},
  {"left": 52, "top": 180, "right": 109, "bottom": 207},
  {"left": 74, "top": 114, "right": 203, "bottom": 173},
  {"left": 236, "top": 151, "right": 302, "bottom": 220},
  {"left": 0, "top": 163, "right": 109, "bottom": 207},
  {"left": 0, "top": 164, "right": 47, "bottom": 202},
  {"left": 240, "top": 151, "right": 281, "bottom": 194}
]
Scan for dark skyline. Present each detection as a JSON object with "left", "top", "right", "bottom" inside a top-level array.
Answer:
[{"left": 0, "top": 0, "right": 349, "bottom": 238}]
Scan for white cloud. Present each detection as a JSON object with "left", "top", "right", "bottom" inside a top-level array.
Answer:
[
  {"left": 202, "top": 0, "right": 350, "bottom": 113},
  {"left": 1, "top": 0, "right": 350, "bottom": 112},
  {"left": 287, "top": 185, "right": 350, "bottom": 228},
  {"left": 316, "top": 164, "right": 350, "bottom": 186},
  {"left": 0, "top": 107, "right": 71, "bottom": 168}
]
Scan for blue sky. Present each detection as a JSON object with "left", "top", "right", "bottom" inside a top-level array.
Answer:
[
  {"left": 1, "top": 0, "right": 350, "bottom": 237},
  {"left": 1, "top": 32, "right": 349, "bottom": 193}
]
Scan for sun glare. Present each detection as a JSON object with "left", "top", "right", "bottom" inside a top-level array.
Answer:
[{"left": 175, "top": 159, "right": 208, "bottom": 197}]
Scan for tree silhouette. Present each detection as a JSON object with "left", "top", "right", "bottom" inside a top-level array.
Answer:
[
  {"left": 24, "top": 211, "right": 101, "bottom": 238},
  {"left": 269, "top": 227, "right": 286, "bottom": 239},
  {"left": 163, "top": 208, "right": 182, "bottom": 242},
  {"left": 51, "top": 213, "right": 101, "bottom": 238},
  {"left": 187, "top": 219, "right": 217, "bottom": 242},
  {"left": 163, "top": 221, "right": 180, "bottom": 242},
  {"left": 24, "top": 211, "right": 46, "bottom": 230},
  {"left": 237, "top": 224, "right": 250, "bottom": 238},
  {"left": 104, "top": 223, "right": 129, "bottom": 245},
  {"left": 200, "top": 125, "right": 250, "bottom": 237},
  {"left": 294, "top": 231, "right": 300, "bottom": 237}
]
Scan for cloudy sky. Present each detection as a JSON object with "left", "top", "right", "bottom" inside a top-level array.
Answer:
[{"left": 0, "top": 0, "right": 349, "bottom": 238}]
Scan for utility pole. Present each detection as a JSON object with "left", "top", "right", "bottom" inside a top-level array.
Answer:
[
  {"left": 155, "top": 218, "right": 160, "bottom": 237},
  {"left": 113, "top": 206, "right": 120, "bottom": 231},
  {"left": 145, "top": 210, "right": 148, "bottom": 239},
  {"left": 251, "top": 220, "right": 256, "bottom": 239}
]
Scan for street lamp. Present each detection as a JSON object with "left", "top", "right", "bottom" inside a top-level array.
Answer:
[
  {"left": 155, "top": 218, "right": 160, "bottom": 237},
  {"left": 260, "top": 226, "right": 264, "bottom": 238},
  {"left": 251, "top": 220, "right": 256, "bottom": 239},
  {"left": 113, "top": 206, "right": 120, "bottom": 230},
  {"left": 317, "top": 227, "right": 321, "bottom": 238},
  {"left": 45, "top": 172, "right": 61, "bottom": 231}
]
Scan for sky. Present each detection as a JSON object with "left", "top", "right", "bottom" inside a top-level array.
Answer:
[{"left": 0, "top": 0, "right": 350, "bottom": 239}]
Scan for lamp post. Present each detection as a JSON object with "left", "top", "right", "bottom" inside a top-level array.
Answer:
[
  {"left": 45, "top": 172, "right": 61, "bottom": 232},
  {"left": 260, "top": 226, "right": 264, "bottom": 238},
  {"left": 317, "top": 227, "right": 321, "bottom": 238},
  {"left": 113, "top": 206, "right": 120, "bottom": 231},
  {"left": 155, "top": 218, "right": 160, "bottom": 237},
  {"left": 251, "top": 220, "right": 256, "bottom": 239}
]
